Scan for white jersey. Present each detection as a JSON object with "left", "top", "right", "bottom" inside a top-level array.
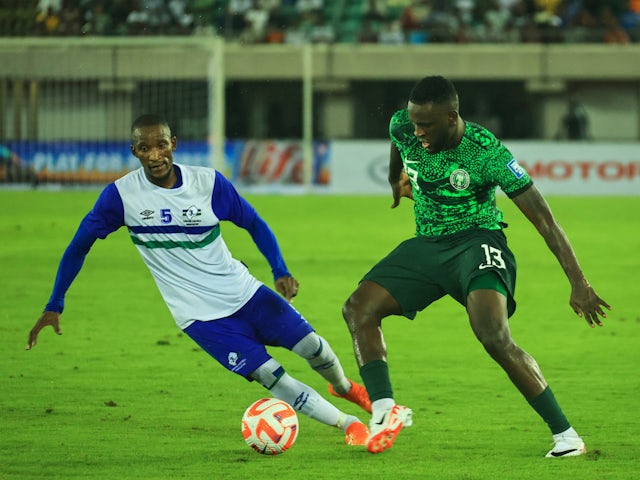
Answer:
[{"left": 114, "top": 165, "right": 262, "bottom": 329}]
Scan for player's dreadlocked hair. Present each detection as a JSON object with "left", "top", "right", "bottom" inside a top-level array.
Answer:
[
  {"left": 131, "top": 114, "right": 171, "bottom": 136},
  {"left": 409, "top": 76, "right": 458, "bottom": 108}
]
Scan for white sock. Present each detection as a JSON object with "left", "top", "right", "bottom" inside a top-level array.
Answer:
[
  {"left": 336, "top": 413, "right": 361, "bottom": 431},
  {"left": 371, "top": 398, "right": 395, "bottom": 417},
  {"left": 269, "top": 372, "right": 345, "bottom": 427},
  {"left": 292, "top": 333, "right": 352, "bottom": 394},
  {"left": 553, "top": 426, "right": 580, "bottom": 440}
]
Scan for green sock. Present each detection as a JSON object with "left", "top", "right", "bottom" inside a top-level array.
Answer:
[
  {"left": 359, "top": 360, "right": 393, "bottom": 402},
  {"left": 527, "top": 386, "right": 571, "bottom": 435}
]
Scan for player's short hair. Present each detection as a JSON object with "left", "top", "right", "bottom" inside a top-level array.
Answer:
[
  {"left": 409, "top": 76, "right": 458, "bottom": 107},
  {"left": 131, "top": 114, "right": 171, "bottom": 136}
]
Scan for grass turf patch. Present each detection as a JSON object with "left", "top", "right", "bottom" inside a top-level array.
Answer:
[{"left": 1, "top": 191, "right": 639, "bottom": 479}]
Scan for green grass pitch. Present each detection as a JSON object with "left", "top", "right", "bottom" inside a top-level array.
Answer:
[{"left": 1, "top": 190, "right": 639, "bottom": 479}]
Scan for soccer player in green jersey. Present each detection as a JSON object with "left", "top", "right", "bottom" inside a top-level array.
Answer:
[{"left": 338, "top": 76, "right": 610, "bottom": 456}]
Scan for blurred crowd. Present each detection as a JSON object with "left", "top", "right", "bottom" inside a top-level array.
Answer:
[{"left": 0, "top": 0, "right": 638, "bottom": 44}]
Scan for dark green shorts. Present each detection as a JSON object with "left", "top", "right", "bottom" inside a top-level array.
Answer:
[{"left": 362, "top": 228, "right": 517, "bottom": 319}]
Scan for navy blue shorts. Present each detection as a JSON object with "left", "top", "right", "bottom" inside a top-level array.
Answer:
[{"left": 183, "top": 285, "right": 314, "bottom": 379}]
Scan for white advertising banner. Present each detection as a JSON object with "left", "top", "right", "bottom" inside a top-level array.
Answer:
[{"left": 330, "top": 141, "right": 640, "bottom": 196}]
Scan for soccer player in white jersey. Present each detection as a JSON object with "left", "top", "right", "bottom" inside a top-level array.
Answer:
[{"left": 27, "top": 114, "right": 371, "bottom": 446}]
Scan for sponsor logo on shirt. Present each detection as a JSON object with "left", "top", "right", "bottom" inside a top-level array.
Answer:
[
  {"left": 140, "top": 209, "right": 154, "bottom": 220},
  {"left": 507, "top": 158, "right": 526, "bottom": 179},
  {"left": 449, "top": 169, "right": 471, "bottom": 190}
]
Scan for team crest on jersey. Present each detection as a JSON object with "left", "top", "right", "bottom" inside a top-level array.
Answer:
[
  {"left": 139, "top": 209, "right": 154, "bottom": 220},
  {"left": 182, "top": 205, "right": 202, "bottom": 225},
  {"left": 507, "top": 158, "right": 526, "bottom": 179},
  {"left": 449, "top": 169, "right": 471, "bottom": 190}
]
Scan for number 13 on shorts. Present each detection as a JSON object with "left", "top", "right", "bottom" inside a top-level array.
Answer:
[{"left": 479, "top": 243, "right": 506, "bottom": 270}]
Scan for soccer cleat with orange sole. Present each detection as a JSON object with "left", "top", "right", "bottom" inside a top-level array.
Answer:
[
  {"left": 366, "top": 405, "right": 413, "bottom": 454},
  {"left": 345, "top": 421, "right": 369, "bottom": 446},
  {"left": 328, "top": 380, "right": 372, "bottom": 414}
]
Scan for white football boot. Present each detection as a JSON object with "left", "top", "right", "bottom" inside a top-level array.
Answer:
[
  {"left": 545, "top": 428, "right": 587, "bottom": 458},
  {"left": 366, "top": 405, "right": 413, "bottom": 454}
]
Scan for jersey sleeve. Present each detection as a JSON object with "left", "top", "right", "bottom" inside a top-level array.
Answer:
[
  {"left": 44, "top": 184, "right": 125, "bottom": 313},
  {"left": 211, "top": 171, "right": 290, "bottom": 280},
  {"left": 485, "top": 144, "right": 533, "bottom": 198}
]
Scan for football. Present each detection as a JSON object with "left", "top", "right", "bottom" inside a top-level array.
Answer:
[{"left": 241, "top": 398, "right": 299, "bottom": 455}]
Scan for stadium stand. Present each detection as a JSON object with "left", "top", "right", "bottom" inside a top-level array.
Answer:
[{"left": 0, "top": 0, "right": 638, "bottom": 44}]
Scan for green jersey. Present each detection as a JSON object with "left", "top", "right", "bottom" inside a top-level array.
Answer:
[{"left": 389, "top": 109, "right": 532, "bottom": 238}]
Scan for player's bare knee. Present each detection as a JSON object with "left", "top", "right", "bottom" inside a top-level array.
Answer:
[
  {"left": 478, "top": 328, "right": 515, "bottom": 358},
  {"left": 342, "top": 292, "right": 361, "bottom": 321},
  {"left": 342, "top": 293, "right": 374, "bottom": 330}
]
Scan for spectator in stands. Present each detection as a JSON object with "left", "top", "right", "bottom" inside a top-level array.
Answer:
[
  {"left": 284, "top": 17, "right": 309, "bottom": 43},
  {"left": 227, "top": 0, "right": 253, "bottom": 37},
  {"left": 400, "top": 0, "right": 456, "bottom": 43},
  {"left": 309, "top": 13, "right": 335, "bottom": 43},
  {"left": 453, "top": 0, "right": 474, "bottom": 25},
  {"left": 510, "top": 0, "right": 542, "bottom": 42},
  {"left": 296, "top": 0, "right": 324, "bottom": 19},
  {"left": 600, "top": 5, "right": 630, "bottom": 43},
  {"left": 532, "top": 0, "right": 563, "bottom": 42},
  {"left": 168, "top": 0, "right": 194, "bottom": 34},
  {"left": 265, "top": 22, "right": 286, "bottom": 42},
  {"left": 82, "top": 1, "right": 112, "bottom": 36},
  {"left": 144, "top": 0, "right": 172, "bottom": 34},
  {"left": 109, "top": 0, "right": 131, "bottom": 35},
  {"left": 400, "top": 0, "right": 432, "bottom": 36},
  {"left": 37, "top": 0, "right": 62, "bottom": 14},
  {"left": 619, "top": 1, "right": 640, "bottom": 40},
  {"left": 483, "top": 0, "right": 513, "bottom": 42},
  {"left": 363, "top": 0, "right": 387, "bottom": 24},
  {"left": 259, "top": 0, "right": 284, "bottom": 29},
  {"left": 378, "top": 19, "right": 406, "bottom": 43},
  {"left": 241, "top": 0, "right": 270, "bottom": 43},
  {"left": 556, "top": 96, "right": 591, "bottom": 140},
  {"left": 451, "top": 0, "right": 474, "bottom": 42},
  {"left": 295, "top": 0, "right": 323, "bottom": 31},
  {"left": 126, "top": 0, "right": 151, "bottom": 35},
  {"left": 3, "top": 0, "right": 639, "bottom": 42},
  {"left": 61, "top": 2, "right": 83, "bottom": 35},
  {"left": 35, "top": 6, "right": 62, "bottom": 35},
  {"left": 262, "top": 0, "right": 287, "bottom": 43},
  {"left": 498, "top": 0, "right": 520, "bottom": 9},
  {"left": 535, "top": 0, "right": 562, "bottom": 17},
  {"left": 358, "top": 18, "right": 380, "bottom": 43}
]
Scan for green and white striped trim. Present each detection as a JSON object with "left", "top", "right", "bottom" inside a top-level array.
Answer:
[{"left": 130, "top": 224, "right": 220, "bottom": 249}]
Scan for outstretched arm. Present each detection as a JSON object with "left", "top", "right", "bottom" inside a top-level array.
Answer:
[
  {"left": 245, "top": 213, "right": 299, "bottom": 301},
  {"left": 212, "top": 171, "right": 297, "bottom": 301},
  {"left": 511, "top": 184, "right": 611, "bottom": 327},
  {"left": 26, "top": 226, "right": 97, "bottom": 350},
  {"left": 26, "top": 184, "right": 124, "bottom": 349}
]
